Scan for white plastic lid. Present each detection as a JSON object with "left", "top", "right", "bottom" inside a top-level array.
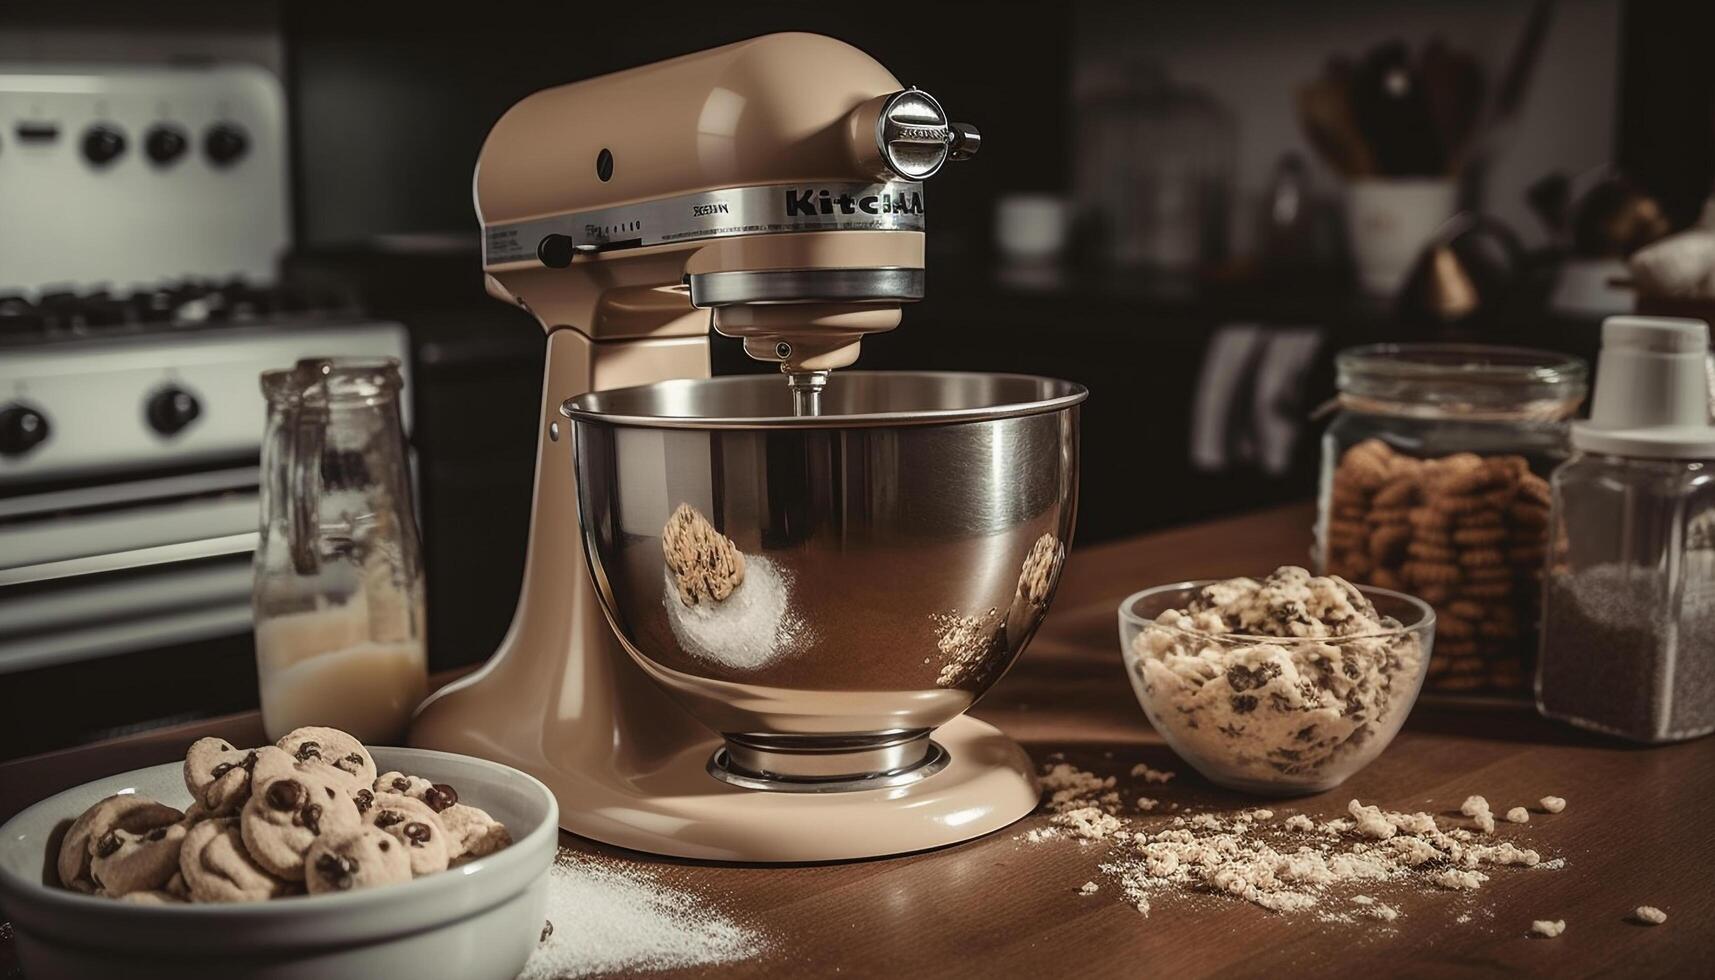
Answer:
[{"left": 1571, "top": 315, "right": 1715, "bottom": 458}]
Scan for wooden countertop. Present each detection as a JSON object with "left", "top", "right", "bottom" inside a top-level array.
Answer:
[{"left": 4, "top": 502, "right": 1711, "bottom": 977}]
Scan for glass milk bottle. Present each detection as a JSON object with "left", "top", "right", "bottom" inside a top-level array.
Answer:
[
  {"left": 1538, "top": 317, "right": 1715, "bottom": 742},
  {"left": 255, "top": 358, "right": 426, "bottom": 743}
]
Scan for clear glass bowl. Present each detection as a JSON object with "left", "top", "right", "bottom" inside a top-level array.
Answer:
[{"left": 1118, "top": 581, "right": 1435, "bottom": 796}]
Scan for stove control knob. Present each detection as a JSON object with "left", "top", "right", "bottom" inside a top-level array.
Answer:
[
  {"left": 0, "top": 404, "right": 50, "bottom": 457},
  {"left": 82, "top": 124, "right": 127, "bottom": 166},
  {"left": 203, "top": 123, "right": 249, "bottom": 167},
  {"left": 145, "top": 125, "right": 189, "bottom": 164},
  {"left": 146, "top": 386, "right": 201, "bottom": 437}
]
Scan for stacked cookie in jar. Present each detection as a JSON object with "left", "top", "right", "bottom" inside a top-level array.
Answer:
[{"left": 1317, "top": 345, "right": 1588, "bottom": 701}]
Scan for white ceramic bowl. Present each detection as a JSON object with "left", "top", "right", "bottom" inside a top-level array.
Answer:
[{"left": 0, "top": 747, "right": 557, "bottom": 980}]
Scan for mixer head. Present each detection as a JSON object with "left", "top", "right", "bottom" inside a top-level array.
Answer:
[{"left": 471, "top": 33, "right": 979, "bottom": 413}]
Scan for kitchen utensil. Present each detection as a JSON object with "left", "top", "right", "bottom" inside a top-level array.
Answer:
[
  {"left": 1348, "top": 41, "right": 1446, "bottom": 178},
  {"left": 1540, "top": 316, "right": 1715, "bottom": 742},
  {"left": 1296, "top": 59, "right": 1375, "bottom": 178},
  {"left": 0, "top": 747, "right": 558, "bottom": 980},
  {"left": 409, "top": 33, "right": 1078, "bottom": 862},
  {"left": 254, "top": 357, "right": 426, "bottom": 745},
  {"left": 1118, "top": 581, "right": 1435, "bottom": 795},
  {"left": 1418, "top": 38, "right": 1485, "bottom": 172}
]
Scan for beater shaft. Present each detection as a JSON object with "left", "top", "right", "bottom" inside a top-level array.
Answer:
[{"left": 786, "top": 369, "right": 830, "bottom": 417}]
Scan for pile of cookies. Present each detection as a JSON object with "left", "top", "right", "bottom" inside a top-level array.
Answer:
[
  {"left": 1322, "top": 439, "right": 1553, "bottom": 695},
  {"left": 56, "top": 726, "right": 510, "bottom": 903}
]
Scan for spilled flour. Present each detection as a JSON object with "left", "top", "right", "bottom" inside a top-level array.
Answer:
[{"left": 521, "top": 854, "right": 765, "bottom": 979}]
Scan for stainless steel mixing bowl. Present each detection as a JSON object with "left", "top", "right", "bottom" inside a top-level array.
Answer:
[{"left": 562, "top": 371, "right": 1085, "bottom": 788}]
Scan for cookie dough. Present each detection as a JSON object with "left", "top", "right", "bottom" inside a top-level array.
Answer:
[
  {"left": 240, "top": 772, "right": 362, "bottom": 881},
  {"left": 57, "top": 794, "right": 183, "bottom": 894},
  {"left": 90, "top": 821, "right": 188, "bottom": 896},
  {"left": 437, "top": 803, "right": 512, "bottom": 863},
  {"left": 274, "top": 726, "right": 377, "bottom": 793},
  {"left": 304, "top": 827, "right": 412, "bottom": 894},
  {"left": 373, "top": 771, "right": 459, "bottom": 813},
  {"left": 1015, "top": 533, "right": 1063, "bottom": 608},
  {"left": 1128, "top": 566, "right": 1423, "bottom": 782},
  {"left": 183, "top": 738, "right": 257, "bottom": 815},
  {"left": 178, "top": 818, "right": 293, "bottom": 903},
  {"left": 365, "top": 793, "right": 449, "bottom": 876},
  {"left": 662, "top": 503, "right": 745, "bottom": 606}
]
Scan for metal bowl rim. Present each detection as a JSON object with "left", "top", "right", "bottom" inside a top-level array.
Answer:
[{"left": 559, "top": 370, "right": 1088, "bottom": 430}]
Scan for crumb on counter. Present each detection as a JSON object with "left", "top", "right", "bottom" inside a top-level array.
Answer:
[
  {"left": 1129, "top": 763, "right": 1176, "bottom": 784},
  {"left": 1349, "top": 800, "right": 1397, "bottom": 840},
  {"left": 1429, "top": 868, "right": 1488, "bottom": 891},
  {"left": 1635, "top": 906, "right": 1667, "bottom": 925},
  {"left": 1540, "top": 796, "right": 1566, "bottom": 814},
  {"left": 1531, "top": 919, "right": 1566, "bottom": 938},
  {"left": 1506, "top": 807, "right": 1530, "bottom": 824},
  {"left": 1053, "top": 806, "right": 1123, "bottom": 842},
  {"left": 1461, "top": 795, "right": 1497, "bottom": 834}
]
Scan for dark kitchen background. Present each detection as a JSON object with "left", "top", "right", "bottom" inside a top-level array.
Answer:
[{"left": 2, "top": 0, "right": 1710, "bottom": 758}]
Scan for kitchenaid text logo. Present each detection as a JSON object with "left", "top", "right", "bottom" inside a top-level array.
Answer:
[{"left": 785, "top": 187, "right": 923, "bottom": 218}]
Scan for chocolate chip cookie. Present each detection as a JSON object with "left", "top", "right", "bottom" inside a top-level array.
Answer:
[
  {"left": 90, "top": 820, "right": 189, "bottom": 896},
  {"left": 373, "top": 771, "right": 459, "bottom": 813},
  {"left": 183, "top": 737, "right": 258, "bottom": 815},
  {"left": 365, "top": 793, "right": 449, "bottom": 876},
  {"left": 274, "top": 726, "right": 377, "bottom": 794},
  {"left": 304, "top": 827, "right": 411, "bottom": 894},
  {"left": 437, "top": 803, "right": 513, "bottom": 863},
  {"left": 57, "top": 794, "right": 183, "bottom": 894},
  {"left": 240, "top": 771, "right": 362, "bottom": 881},
  {"left": 179, "top": 817, "right": 294, "bottom": 903}
]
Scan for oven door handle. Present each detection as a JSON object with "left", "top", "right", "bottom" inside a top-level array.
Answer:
[{"left": 0, "top": 532, "right": 257, "bottom": 587}]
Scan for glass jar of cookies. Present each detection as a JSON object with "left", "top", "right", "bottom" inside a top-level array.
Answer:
[{"left": 1316, "top": 345, "right": 1588, "bottom": 702}]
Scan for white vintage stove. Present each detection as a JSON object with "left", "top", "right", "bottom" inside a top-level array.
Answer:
[{"left": 0, "top": 63, "right": 409, "bottom": 693}]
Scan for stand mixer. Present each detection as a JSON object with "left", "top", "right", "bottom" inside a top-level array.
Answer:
[{"left": 410, "top": 32, "right": 1086, "bottom": 861}]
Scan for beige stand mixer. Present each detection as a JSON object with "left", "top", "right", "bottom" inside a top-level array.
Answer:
[{"left": 411, "top": 32, "right": 1086, "bottom": 861}]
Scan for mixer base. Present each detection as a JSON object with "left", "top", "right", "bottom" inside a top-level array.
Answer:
[{"left": 539, "top": 715, "right": 1037, "bottom": 862}]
